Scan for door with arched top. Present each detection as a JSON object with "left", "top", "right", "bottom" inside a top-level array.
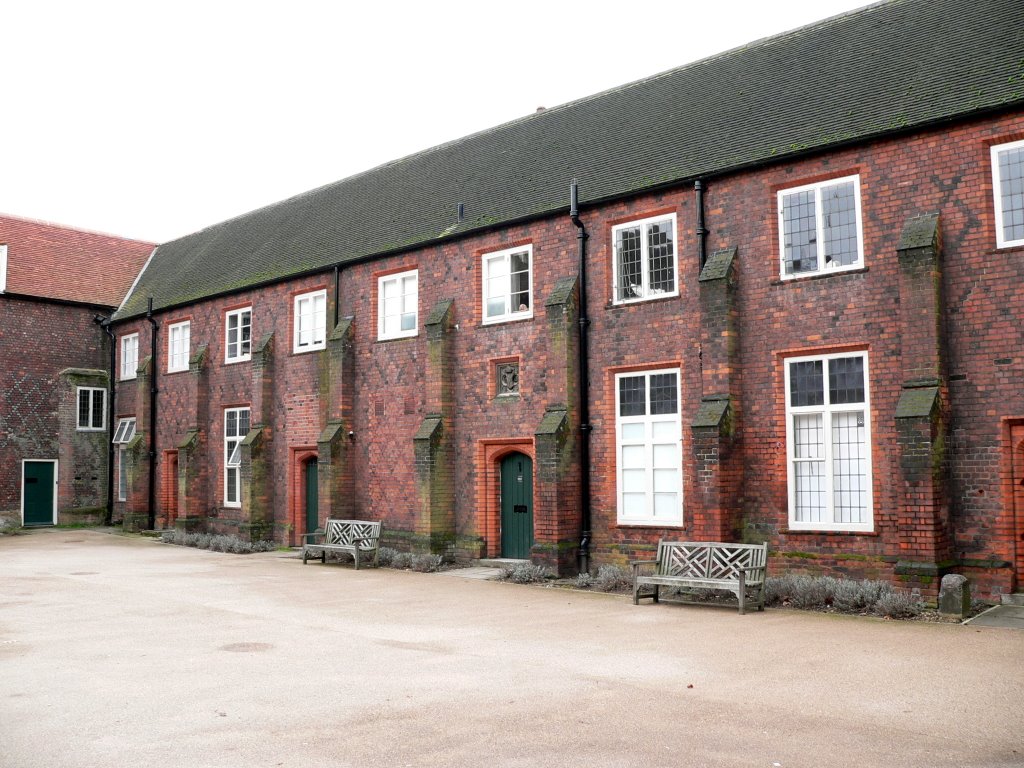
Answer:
[{"left": 500, "top": 452, "right": 533, "bottom": 559}]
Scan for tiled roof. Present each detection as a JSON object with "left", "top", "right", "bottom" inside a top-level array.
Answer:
[
  {"left": 117, "top": 0, "right": 1024, "bottom": 319},
  {"left": 0, "top": 214, "right": 154, "bottom": 307}
]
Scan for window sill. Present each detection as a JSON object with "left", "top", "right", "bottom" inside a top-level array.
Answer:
[
  {"left": 224, "top": 356, "right": 251, "bottom": 365},
  {"left": 76, "top": 427, "right": 106, "bottom": 433},
  {"left": 165, "top": 367, "right": 189, "bottom": 376},
  {"left": 613, "top": 522, "right": 685, "bottom": 529},
  {"left": 771, "top": 266, "right": 868, "bottom": 286},
  {"left": 481, "top": 312, "right": 534, "bottom": 327},
  {"left": 781, "top": 527, "right": 878, "bottom": 537},
  {"left": 607, "top": 293, "right": 679, "bottom": 310},
  {"left": 120, "top": 376, "right": 137, "bottom": 382},
  {"left": 291, "top": 345, "right": 326, "bottom": 356}
]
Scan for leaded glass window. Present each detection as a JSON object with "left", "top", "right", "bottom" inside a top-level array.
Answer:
[
  {"left": 778, "top": 176, "right": 863, "bottom": 277},
  {"left": 612, "top": 214, "right": 678, "bottom": 303},
  {"left": 993, "top": 139, "right": 1024, "bottom": 248},
  {"left": 785, "top": 352, "right": 872, "bottom": 531}
]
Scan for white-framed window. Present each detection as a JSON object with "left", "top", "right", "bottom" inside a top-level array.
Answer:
[
  {"left": 117, "top": 447, "right": 128, "bottom": 502},
  {"left": 377, "top": 270, "right": 418, "bottom": 340},
  {"left": 992, "top": 139, "right": 1024, "bottom": 249},
  {"left": 612, "top": 213, "right": 678, "bottom": 304},
  {"left": 120, "top": 333, "right": 139, "bottom": 381},
  {"left": 482, "top": 245, "right": 532, "bottom": 323},
  {"left": 112, "top": 417, "right": 137, "bottom": 503},
  {"left": 614, "top": 368, "right": 683, "bottom": 526},
  {"left": 293, "top": 289, "right": 327, "bottom": 353},
  {"left": 224, "top": 407, "right": 250, "bottom": 507},
  {"left": 0, "top": 243, "right": 8, "bottom": 292},
  {"left": 112, "top": 417, "right": 137, "bottom": 445},
  {"left": 785, "top": 351, "right": 873, "bottom": 532},
  {"left": 167, "top": 321, "right": 191, "bottom": 373},
  {"left": 76, "top": 387, "right": 106, "bottom": 431},
  {"left": 778, "top": 175, "right": 863, "bottom": 278},
  {"left": 225, "top": 307, "right": 252, "bottom": 363}
]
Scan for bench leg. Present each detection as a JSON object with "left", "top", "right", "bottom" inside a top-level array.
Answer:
[
  {"left": 737, "top": 573, "right": 747, "bottom": 615},
  {"left": 321, "top": 551, "right": 326, "bottom": 564},
  {"left": 353, "top": 548, "right": 360, "bottom": 570},
  {"left": 302, "top": 550, "right": 308, "bottom": 564}
]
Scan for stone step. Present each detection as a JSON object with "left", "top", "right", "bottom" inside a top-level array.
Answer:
[{"left": 1000, "top": 593, "right": 1024, "bottom": 606}]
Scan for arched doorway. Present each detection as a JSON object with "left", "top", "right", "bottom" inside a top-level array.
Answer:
[{"left": 500, "top": 452, "right": 533, "bottom": 559}]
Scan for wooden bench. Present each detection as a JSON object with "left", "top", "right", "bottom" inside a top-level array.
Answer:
[
  {"left": 302, "top": 519, "right": 382, "bottom": 569},
  {"left": 631, "top": 540, "right": 768, "bottom": 614}
]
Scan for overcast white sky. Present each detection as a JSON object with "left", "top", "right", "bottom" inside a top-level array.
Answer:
[{"left": 2, "top": 0, "right": 873, "bottom": 244}]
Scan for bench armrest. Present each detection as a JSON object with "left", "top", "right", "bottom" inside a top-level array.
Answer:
[
  {"left": 630, "top": 559, "right": 659, "bottom": 575},
  {"left": 302, "top": 531, "right": 325, "bottom": 544}
]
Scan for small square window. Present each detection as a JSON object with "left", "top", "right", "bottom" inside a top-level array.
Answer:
[
  {"left": 76, "top": 387, "right": 106, "bottom": 431},
  {"left": 992, "top": 139, "right": 1024, "bottom": 249},
  {"left": 294, "top": 289, "right": 327, "bottom": 353},
  {"left": 778, "top": 175, "right": 864, "bottom": 278},
  {"left": 378, "top": 270, "right": 418, "bottom": 340},
  {"left": 483, "top": 246, "right": 533, "bottom": 324},
  {"left": 612, "top": 214, "right": 678, "bottom": 304},
  {"left": 225, "top": 308, "right": 252, "bottom": 363},
  {"left": 120, "top": 333, "right": 139, "bottom": 380}
]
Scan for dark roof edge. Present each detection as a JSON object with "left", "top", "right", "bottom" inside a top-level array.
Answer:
[
  {"left": 1, "top": 290, "right": 117, "bottom": 312},
  {"left": 113, "top": 99, "right": 1023, "bottom": 323}
]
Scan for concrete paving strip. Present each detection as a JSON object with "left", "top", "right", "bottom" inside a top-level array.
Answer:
[
  {"left": 966, "top": 604, "right": 1024, "bottom": 628},
  {"left": 2, "top": 528, "right": 1023, "bottom": 768},
  {"left": 434, "top": 566, "right": 503, "bottom": 580}
]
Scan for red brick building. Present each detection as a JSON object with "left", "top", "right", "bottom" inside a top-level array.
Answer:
[
  {"left": 108, "top": 0, "right": 1024, "bottom": 600},
  {"left": 0, "top": 215, "right": 153, "bottom": 527}
]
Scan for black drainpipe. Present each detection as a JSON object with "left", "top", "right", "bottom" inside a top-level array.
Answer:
[
  {"left": 95, "top": 314, "right": 117, "bottom": 526},
  {"left": 695, "top": 179, "right": 708, "bottom": 270},
  {"left": 570, "top": 179, "right": 592, "bottom": 574},
  {"left": 145, "top": 298, "right": 159, "bottom": 530}
]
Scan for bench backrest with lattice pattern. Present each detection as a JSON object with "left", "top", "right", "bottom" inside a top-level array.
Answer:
[
  {"left": 323, "top": 519, "right": 382, "bottom": 551},
  {"left": 655, "top": 540, "right": 768, "bottom": 583}
]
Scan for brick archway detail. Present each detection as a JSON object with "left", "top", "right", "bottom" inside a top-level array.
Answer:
[
  {"left": 288, "top": 446, "right": 319, "bottom": 546},
  {"left": 477, "top": 439, "right": 535, "bottom": 558}
]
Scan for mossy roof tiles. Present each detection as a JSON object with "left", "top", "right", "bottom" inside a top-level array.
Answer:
[{"left": 116, "top": 0, "right": 1024, "bottom": 319}]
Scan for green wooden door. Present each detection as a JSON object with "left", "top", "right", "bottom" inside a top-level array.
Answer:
[
  {"left": 500, "top": 452, "right": 533, "bottom": 559},
  {"left": 305, "top": 458, "right": 319, "bottom": 534},
  {"left": 23, "top": 461, "right": 56, "bottom": 526}
]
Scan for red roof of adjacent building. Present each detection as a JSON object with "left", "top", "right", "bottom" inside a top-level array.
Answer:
[{"left": 0, "top": 214, "right": 154, "bottom": 308}]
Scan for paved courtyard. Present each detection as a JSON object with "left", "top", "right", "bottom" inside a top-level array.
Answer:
[{"left": 1, "top": 529, "right": 1022, "bottom": 768}]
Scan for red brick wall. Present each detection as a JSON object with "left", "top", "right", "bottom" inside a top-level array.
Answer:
[
  {"left": 0, "top": 296, "right": 108, "bottom": 519},
  {"left": 112, "top": 109, "right": 1024, "bottom": 596}
]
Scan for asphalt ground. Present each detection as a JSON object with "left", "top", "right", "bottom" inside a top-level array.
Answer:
[{"left": 1, "top": 529, "right": 1022, "bottom": 768}]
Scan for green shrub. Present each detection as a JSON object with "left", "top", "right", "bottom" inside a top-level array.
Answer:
[
  {"left": 500, "top": 563, "right": 551, "bottom": 584},
  {"left": 159, "top": 529, "right": 274, "bottom": 554},
  {"left": 764, "top": 573, "right": 923, "bottom": 618},
  {"left": 592, "top": 564, "right": 631, "bottom": 592}
]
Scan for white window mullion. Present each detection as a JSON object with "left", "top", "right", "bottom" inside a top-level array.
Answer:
[{"left": 813, "top": 186, "right": 827, "bottom": 272}]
